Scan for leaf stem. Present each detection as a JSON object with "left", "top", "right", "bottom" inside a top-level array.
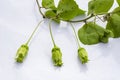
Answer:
[
  {"left": 70, "top": 23, "right": 81, "bottom": 48},
  {"left": 26, "top": 20, "right": 43, "bottom": 45},
  {"left": 36, "top": 0, "right": 45, "bottom": 18},
  {"left": 66, "top": 12, "right": 115, "bottom": 23},
  {"left": 67, "top": 14, "right": 94, "bottom": 23},
  {"left": 49, "top": 20, "right": 56, "bottom": 47}
]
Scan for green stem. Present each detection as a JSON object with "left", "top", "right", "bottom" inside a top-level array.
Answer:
[
  {"left": 66, "top": 12, "right": 115, "bottom": 23},
  {"left": 36, "top": 0, "right": 45, "bottom": 18},
  {"left": 67, "top": 14, "right": 94, "bottom": 23},
  {"left": 70, "top": 23, "right": 81, "bottom": 48},
  {"left": 49, "top": 20, "right": 56, "bottom": 47},
  {"left": 26, "top": 20, "right": 43, "bottom": 45}
]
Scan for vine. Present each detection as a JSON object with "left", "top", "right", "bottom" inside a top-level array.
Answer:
[{"left": 15, "top": 0, "right": 120, "bottom": 67}]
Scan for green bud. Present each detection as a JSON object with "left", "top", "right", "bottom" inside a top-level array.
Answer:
[
  {"left": 52, "top": 47, "right": 63, "bottom": 67},
  {"left": 78, "top": 48, "right": 88, "bottom": 64},
  {"left": 15, "top": 44, "right": 29, "bottom": 63}
]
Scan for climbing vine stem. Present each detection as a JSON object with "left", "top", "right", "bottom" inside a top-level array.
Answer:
[{"left": 36, "top": 0, "right": 45, "bottom": 18}]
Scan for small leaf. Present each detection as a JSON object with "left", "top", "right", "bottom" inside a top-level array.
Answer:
[
  {"left": 106, "top": 14, "right": 120, "bottom": 38},
  {"left": 117, "top": 0, "right": 120, "bottom": 6},
  {"left": 45, "top": 10, "right": 56, "bottom": 18},
  {"left": 57, "top": 0, "right": 85, "bottom": 20},
  {"left": 88, "top": 0, "right": 114, "bottom": 15},
  {"left": 42, "top": 0, "right": 56, "bottom": 9},
  {"left": 45, "top": 10, "right": 60, "bottom": 23},
  {"left": 78, "top": 22, "right": 113, "bottom": 45}
]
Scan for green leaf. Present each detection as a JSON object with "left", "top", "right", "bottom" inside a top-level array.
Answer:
[
  {"left": 78, "top": 22, "right": 113, "bottom": 45},
  {"left": 45, "top": 10, "right": 60, "bottom": 23},
  {"left": 106, "top": 14, "right": 120, "bottom": 38},
  {"left": 77, "top": 8, "right": 85, "bottom": 16},
  {"left": 88, "top": 0, "right": 114, "bottom": 15},
  {"left": 57, "top": 0, "right": 85, "bottom": 20},
  {"left": 117, "top": 0, "right": 120, "bottom": 6},
  {"left": 112, "top": 7, "right": 120, "bottom": 16},
  {"left": 45, "top": 10, "right": 56, "bottom": 18},
  {"left": 42, "top": 0, "right": 56, "bottom": 9}
]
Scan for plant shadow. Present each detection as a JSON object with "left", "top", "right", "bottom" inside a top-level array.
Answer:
[{"left": 77, "top": 57, "right": 88, "bottom": 73}]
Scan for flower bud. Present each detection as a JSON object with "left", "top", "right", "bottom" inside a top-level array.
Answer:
[
  {"left": 15, "top": 44, "right": 29, "bottom": 63},
  {"left": 78, "top": 48, "right": 88, "bottom": 64},
  {"left": 52, "top": 47, "right": 63, "bottom": 67}
]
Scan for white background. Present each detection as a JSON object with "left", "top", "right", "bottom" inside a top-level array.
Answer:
[{"left": 0, "top": 0, "right": 120, "bottom": 80}]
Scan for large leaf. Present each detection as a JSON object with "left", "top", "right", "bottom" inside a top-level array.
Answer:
[
  {"left": 106, "top": 14, "right": 120, "bottom": 38},
  {"left": 117, "top": 0, "right": 120, "bottom": 6},
  {"left": 42, "top": 0, "right": 56, "bottom": 9},
  {"left": 78, "top": 22, "right": 113, "bottom": 45},
  {"left": 57, "top": 0, "right": 85, "bottom": 20},
  {"left": 88, "top": 0, "right": 114, "bottom": 15}
]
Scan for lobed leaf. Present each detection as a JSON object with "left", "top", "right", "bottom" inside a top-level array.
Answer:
[
  {"left": 57, "top": 0, "right": 85, "bottom": 20},
  {"left": 106, "top": 14, "right": 120, "bottom": 38},
  {"left": 42, "top": 0, "right": 56, "bottom": 9},
  {"left": 78, "top": 22, "right": 113, "bottom": 45},
  {"left": 88, "top": 0, "right": 114, "bottom": 15}
]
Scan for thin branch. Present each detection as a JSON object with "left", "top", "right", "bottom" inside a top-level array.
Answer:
[
  {"left": 36, "top": 0, "right": 45, "bottom": 18},
  {"left": 96, "top": 15, "right": 104, "bottom": 22},
  {"left": 66, "top": 14, "right": 94, "bottom": 23},
  {"left": 65, "top": 12, "right": 113, "bottom": 23}
]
